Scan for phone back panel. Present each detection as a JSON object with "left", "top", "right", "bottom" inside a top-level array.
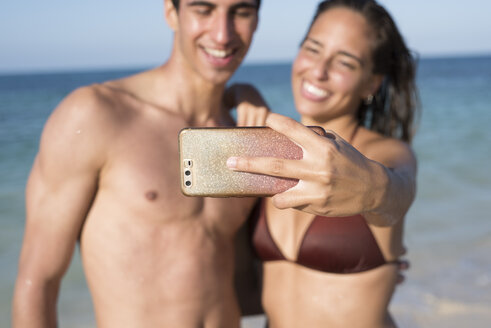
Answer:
[{"left": 179, "top": 126, "right": 324, "bottom": 197}]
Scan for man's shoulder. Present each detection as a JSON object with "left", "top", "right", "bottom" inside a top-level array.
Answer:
[
  {"left": 45, "top": 86, "right": 96, "bottom": 132},
  {"left": 57, "top": 83, "right": 115, "bottom": 117},
  {"left": 41, "top": 84, "right": 127, "bottom": 147},
  {"left": 33, "top": 84, "right": 117, "bottom": 170},
  {"left": 61, "top": 67, "right": 157, "bottom": 112}
]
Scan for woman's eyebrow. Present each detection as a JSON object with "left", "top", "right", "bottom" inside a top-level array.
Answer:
[{"left": 304, "top": 37, "right": 364, "bottom": 65}]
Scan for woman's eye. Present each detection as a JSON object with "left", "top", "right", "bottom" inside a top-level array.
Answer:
[{"left": 337, "top": 59, "right": 356, "bottom": 70}]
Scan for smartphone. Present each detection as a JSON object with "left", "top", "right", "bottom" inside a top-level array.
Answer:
[{"left": 178, "top": 126, "right": 326, "bottom": 197}]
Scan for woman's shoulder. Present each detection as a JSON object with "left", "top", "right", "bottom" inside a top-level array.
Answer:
[{"left": 356, "top": 127, "right": 415, "bottom": 167}]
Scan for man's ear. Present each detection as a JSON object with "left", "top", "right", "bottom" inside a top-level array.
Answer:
[{"left": 164, "top": 0, "right": 179, "bottom": 31}]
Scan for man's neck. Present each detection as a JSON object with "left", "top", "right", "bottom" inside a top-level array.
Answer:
[{"left": 159, "top": 57, "right": 229, "bottom": 127}]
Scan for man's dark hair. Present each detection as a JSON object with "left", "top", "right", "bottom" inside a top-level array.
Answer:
[{"left": 171, "top": 0, "right": 261, "bottom": 11}]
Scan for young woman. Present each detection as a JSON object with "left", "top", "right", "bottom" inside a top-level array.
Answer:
[{"left": 228, "top": 0, "right": 420, "bottom": 326}]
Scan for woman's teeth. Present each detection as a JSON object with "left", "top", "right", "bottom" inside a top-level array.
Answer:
[{"left": 304, "top": 81, "right": 327, "bottom": 97}]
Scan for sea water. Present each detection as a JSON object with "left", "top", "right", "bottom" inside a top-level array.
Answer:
[{"left": 1, "top": 56, "right": 490, "bottom": 327}]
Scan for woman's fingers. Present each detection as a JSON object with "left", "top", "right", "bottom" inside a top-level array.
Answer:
[
  {"left": 271, "top": 185, "right": 313, "bottom": 210},
  {"left": 265, "top": 113, "right": 331, "bottom": 151},
  {"left": 236, "top": 103, "right": 269, "bottom": 127},
  {"left": 398, "top": 259, "right": 410, "bottom": 271},
  {"left": 246, "top": 109, "right": 256, "bottom": 126},
  {"left": 237, "top": 104, "right": 247, "bottom": 126},
  {"left": 255, "top": 107, "right": 269, "bottom": 126},
  {"left": 395, "top": 260, "right": 410, "bottom": 285},
  {"left": 227, "top": 156, "right": 312, "bottom": 180}
]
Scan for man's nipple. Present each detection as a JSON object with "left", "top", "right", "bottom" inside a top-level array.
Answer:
[{"left": 145, "top": 190, "right": 158, "bottom": 201}]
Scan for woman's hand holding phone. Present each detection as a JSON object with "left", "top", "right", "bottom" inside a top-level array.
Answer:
[{"left": 226, "top": 113, "right": 385, "bottom": 217}]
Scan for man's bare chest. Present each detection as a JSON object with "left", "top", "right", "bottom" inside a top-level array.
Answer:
[{"left": 97, "top": 122, "right": 255, "bottom": 225}]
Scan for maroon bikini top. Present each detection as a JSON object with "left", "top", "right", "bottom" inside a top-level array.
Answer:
[{"left": 251, "top": 201, "right": 389, "bottom": 274}]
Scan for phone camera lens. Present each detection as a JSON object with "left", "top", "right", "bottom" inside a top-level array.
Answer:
[
  {"left": 185, "top": 170, "right": 191, "bottom": 176},
  {"left": 185, "top": 181, "right": 192, "bottom": 187}
]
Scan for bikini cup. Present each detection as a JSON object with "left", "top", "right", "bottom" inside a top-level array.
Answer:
[{"left": 252, "top": 201, "right": 388, "bottom": 274}]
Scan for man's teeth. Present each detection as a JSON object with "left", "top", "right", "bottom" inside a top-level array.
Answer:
[
  {"left": 204, "top": 47, "right": 232, "bottom": 58},
  {"left": 304, "top": 81, "right": 327, "bottom": 97}
]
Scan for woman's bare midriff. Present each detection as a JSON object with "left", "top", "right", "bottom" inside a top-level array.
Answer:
[{"left": 262, "top": 261, "right": 399, "bottom": 328}]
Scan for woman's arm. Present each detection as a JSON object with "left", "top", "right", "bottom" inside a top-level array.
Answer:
[{"left": 362, "top": 139, "right": 417, "bottom": 226}]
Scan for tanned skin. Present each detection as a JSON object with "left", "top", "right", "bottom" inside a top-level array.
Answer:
[{"left": 12, "top": 1, "right": 261, "bottom": 327}]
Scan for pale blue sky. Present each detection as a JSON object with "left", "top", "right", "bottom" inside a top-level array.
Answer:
[{"left": 1, "top": 0, "right": 490, "bottom": 73}]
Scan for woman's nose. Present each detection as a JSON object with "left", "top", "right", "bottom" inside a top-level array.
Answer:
[{"left": 312, "top": 59, "right": 329, "bottom": 80}]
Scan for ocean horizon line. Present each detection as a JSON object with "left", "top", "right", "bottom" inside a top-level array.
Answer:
[{"left": 1, "top": 52, "right": 491, "bottom": 78}]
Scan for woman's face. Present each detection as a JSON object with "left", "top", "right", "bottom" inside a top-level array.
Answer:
[{"left": 292, "top": 7, "right": 380, "bottom": 122}]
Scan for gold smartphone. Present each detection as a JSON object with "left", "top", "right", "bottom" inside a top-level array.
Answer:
[{"left": 178, "top": 126, "right": 326, "bottom": 197}]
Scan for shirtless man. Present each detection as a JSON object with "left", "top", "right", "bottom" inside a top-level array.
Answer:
[{"left": 12, "top": 0, "right": 261, "bottom": 327}]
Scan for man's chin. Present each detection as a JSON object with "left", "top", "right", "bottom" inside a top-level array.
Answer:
[{"left": 202, "top": 69, "right": 238, "bottom": 86}]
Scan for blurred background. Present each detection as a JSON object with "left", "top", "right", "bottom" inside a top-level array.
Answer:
[{"left": 1, "top": 0, "right": 490, "bottom": 326}]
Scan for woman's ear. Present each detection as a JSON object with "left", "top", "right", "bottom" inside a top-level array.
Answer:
[
  {"left": 366, "top": 74, "right": 384, "bottom": 97},
  {"left": 164, "top": 0, "right": 179, "bottom": 31}
]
